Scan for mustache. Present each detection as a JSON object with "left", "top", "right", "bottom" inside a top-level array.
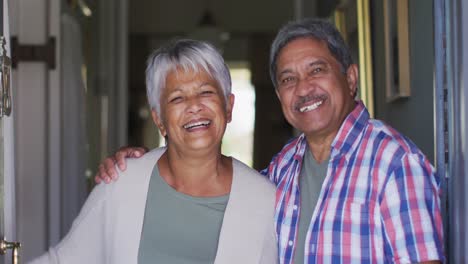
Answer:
[{"left": 294, "top": 94, "right": 327, "bottom": 110}]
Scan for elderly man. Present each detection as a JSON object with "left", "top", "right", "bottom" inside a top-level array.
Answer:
[{"left": 96, "top": 19, "right": 444, "bottom": 263}]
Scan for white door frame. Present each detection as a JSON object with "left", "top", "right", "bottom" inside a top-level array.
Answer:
[
  {"left": 10, "top": 0, "right": 61, "bottom": 261},
  {"left": 10, "top": 0, "right": 128, "bottom": 261},
  {"left": 2, "top": 0, "right": 17, "bottom": 262}
]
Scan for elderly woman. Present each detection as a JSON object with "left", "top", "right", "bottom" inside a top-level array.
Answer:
[{"left": 30, "top": 39, "right": 277, "bottom": 264}]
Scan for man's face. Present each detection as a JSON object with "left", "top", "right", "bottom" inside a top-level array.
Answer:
[{"left": 275, "top": 37, "right": 358, "bottom": 140}]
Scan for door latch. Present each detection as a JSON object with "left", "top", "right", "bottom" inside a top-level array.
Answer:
[
  {"left": 0, "top": 36, "right": 12, "bottom": 117},
  {"left": 0, "top": 238, "right": 21, "bottom": 264}
]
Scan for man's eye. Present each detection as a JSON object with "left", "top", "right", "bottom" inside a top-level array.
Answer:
[
  {"left": 312, "top": 67, "right": 322, "bottom": 73},
  {"left": 281, "top": 76, "right": 295, "bottom": 84}
]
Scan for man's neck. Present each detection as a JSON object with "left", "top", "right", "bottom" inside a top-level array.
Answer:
[
  {"left": 304, "top": 129, "right": 337, "bottom": 163},
  {"left": 305, "top": 101, "right": 357, "bottom": 163}
]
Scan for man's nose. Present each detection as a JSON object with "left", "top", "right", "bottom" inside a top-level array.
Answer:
[{"left": 294, "top": 77, "right": 312, "bottom": 96}]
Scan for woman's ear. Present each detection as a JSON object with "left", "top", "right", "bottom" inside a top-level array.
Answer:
[
  {"left": 151, "top": 109, "right": 167, "bottom": 137},
  {"left": 226, "top": 94, "right": 235, "bottom": 123}
]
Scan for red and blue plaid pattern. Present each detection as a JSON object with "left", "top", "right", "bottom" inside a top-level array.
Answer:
[{"left": 262, "top": 101, "right": 444, "bottom": 264}]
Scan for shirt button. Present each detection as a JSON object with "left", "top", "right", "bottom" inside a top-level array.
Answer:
[
  {"left": 288, "top": 240, "right": 293, "bottom": 246},
  {"left": 293, "top": 205, "right": 298, "bottom": 210}
]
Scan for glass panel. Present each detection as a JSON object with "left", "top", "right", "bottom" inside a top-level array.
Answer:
[{"left": 222, "top": 66, "right": 255, "bottom": 167}]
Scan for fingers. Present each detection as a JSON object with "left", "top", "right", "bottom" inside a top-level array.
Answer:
[
  {"left": 94, "top": 175, "right": 102, "bottom": 184},
  {"left": 115, "top": 146, "right": 149, "bottom": 170},
  {"left": 115, "top": 147, "right": 135, "bottom": 170},
  {"left": 103, "top": 157, "right": 119, "bottom": 181},
  {"left": 94, "top": 157, "right": 119, "bottom": 184},
  {"left": 115, "top": 150, "right": 128, "bottom": 171},
  {"left": 94, "top": 146, "right": 149, "bottom": 184},
  {"left": 132, "top": 147, "right": 148, "bottom": 157},
  {"left": 95, "top": 164, "right": 109, "bottom": 184}
]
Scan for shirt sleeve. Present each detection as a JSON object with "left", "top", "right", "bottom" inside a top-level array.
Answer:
[
  {"left": 260, "top": 152, "right": 281, "bottom": 185},
  {"left": 380, "top": 152, "right": 444, "bottom": 263}
]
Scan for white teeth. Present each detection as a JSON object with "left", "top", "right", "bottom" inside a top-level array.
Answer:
[
  {"left": 183, "top": 120, "right": 211, "bottom": 129},
  {"left": 299, "top": 100, "right": 323, "bottom": 112}
]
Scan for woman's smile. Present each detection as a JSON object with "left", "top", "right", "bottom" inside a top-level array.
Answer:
[{"left": 183, "top": 119, "right": 212, "bottom": 131}]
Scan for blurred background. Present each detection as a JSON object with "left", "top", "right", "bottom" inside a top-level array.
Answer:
[{"left": 1, "top": 0, "right": 468, "bottom": 262}]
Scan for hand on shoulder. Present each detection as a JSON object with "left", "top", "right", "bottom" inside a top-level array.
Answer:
[{"left": 94, "top": 146, "right": 148, "bottom": 184}]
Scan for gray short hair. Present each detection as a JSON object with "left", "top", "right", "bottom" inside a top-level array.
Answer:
[
  {"left": 269, "top": 18, "right": 353, "bottom": 88},
  {"left": 146, "top": 39, "right": 232, "bottom": 115}
]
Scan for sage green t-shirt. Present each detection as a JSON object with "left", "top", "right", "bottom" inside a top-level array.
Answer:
[
  {"left": 138, "top": 164, "right": 229, "bottom": 264},
  {"left": 294, "top": 148, "right": 329, "bottom": 264}
]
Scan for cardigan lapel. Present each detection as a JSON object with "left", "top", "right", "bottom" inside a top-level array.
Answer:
[
  {"left": 214, "top": 159, "right": 271, "bottom": 263},
  {"left": 110, "top": 148, "right": 166, "bottom": 263}
]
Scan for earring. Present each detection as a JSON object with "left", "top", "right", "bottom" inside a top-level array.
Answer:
[{"left": 160, "top": 125, "right": 167, "bottom": 137}]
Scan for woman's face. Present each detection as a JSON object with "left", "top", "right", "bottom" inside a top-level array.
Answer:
[{"left": 152, "top": 67, "right": 234, "bottom": 154}]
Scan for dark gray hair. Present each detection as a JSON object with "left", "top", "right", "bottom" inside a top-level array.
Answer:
[
  {"left": 146, "top": 39, "right": 232, "bottom": 115},
  {"left": 269, "top": 18, "right": 353, "bottom": 88}
]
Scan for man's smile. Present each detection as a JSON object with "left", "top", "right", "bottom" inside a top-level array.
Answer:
[
  {"left": 299, "top": 100, "right": 324, "bottom": 112},
  {"left": 294, "top": 94, "right": 327, "bottom": 113}
]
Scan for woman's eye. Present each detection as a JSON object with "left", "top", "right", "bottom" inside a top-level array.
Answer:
[
  {"left": 169, "top": 96, "right": 182, "bottom": 103},
  {"left": 201, "top": 90, "right": 215, "bottom": 96}
]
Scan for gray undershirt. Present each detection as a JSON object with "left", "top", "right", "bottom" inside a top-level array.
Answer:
[
  {"left": 138, "top": 164, "right": 229, "bottom": 264},
  {"left": 294, "top": 148, "right": 329, "bottom": 264}
]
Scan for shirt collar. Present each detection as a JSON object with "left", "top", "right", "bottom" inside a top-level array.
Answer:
[
  {"left": 330, "top": 100, "right": 369, "bottom": 157},
  {"left": 292, "top": 134, "right": 308, "bottom": 162},
  {"left": 292, "top": 100, "right": 369, "bottom": 162}
]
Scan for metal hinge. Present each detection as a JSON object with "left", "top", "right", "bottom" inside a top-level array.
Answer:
[{"left": 11, "top": 36, "right": 56, "bottom": 69}]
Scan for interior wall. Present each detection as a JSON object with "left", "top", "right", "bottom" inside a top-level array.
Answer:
[{"left": 372, "top": 0, "right": 435, "bottom": 162}]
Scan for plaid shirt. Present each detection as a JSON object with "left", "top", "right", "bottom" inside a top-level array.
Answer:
[{"left": 262, "top": 101, "right": 444, "bottom": 264}]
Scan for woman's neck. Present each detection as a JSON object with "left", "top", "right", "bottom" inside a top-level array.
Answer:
[{"left": 158, "top": 148, "right": 232, "bottom": 197}]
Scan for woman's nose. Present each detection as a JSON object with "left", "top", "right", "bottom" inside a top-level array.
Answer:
[{"left": 186, "top": 97, "right": 203, "bottom": 113}]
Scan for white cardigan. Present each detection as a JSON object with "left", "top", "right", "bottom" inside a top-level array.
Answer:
[{"left": 30, "top": 148, "right": 278, "bottom": 264}]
